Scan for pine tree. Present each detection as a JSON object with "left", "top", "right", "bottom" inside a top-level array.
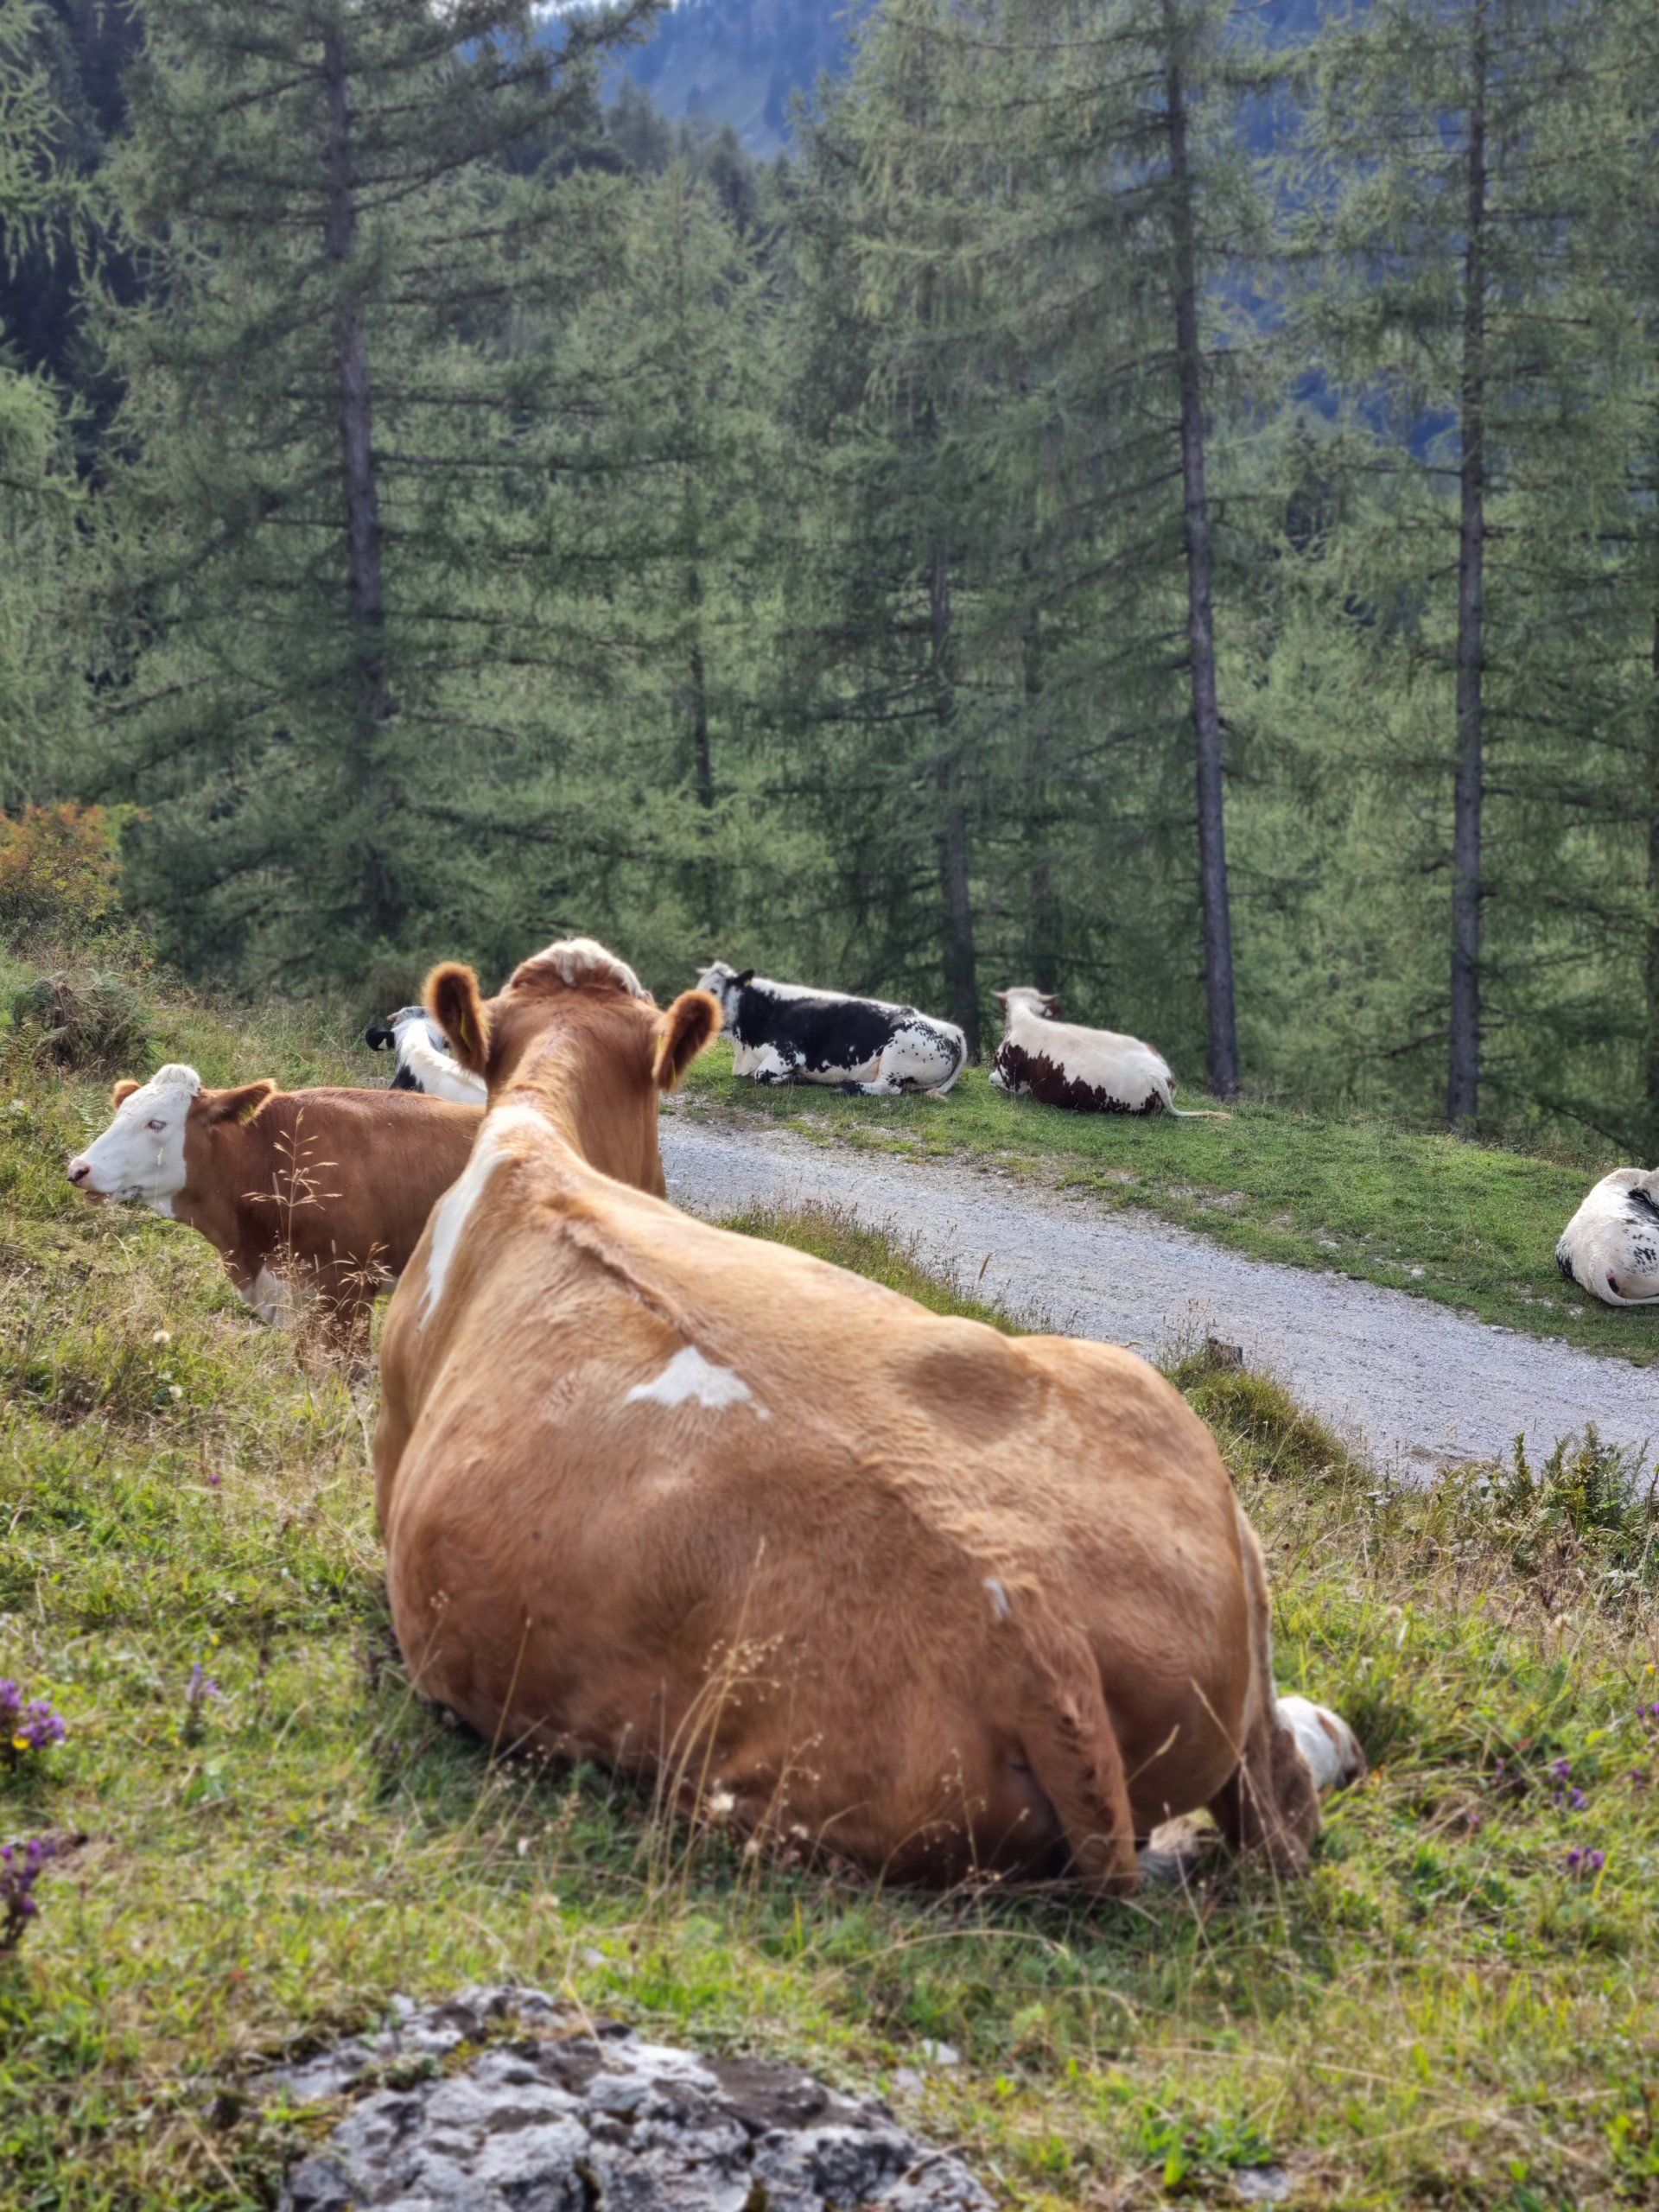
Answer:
[
  {"left": 1293, "top": 0, "right": 1613, "bottom": 1135},
  {"left": 0, "top": 0, "right": 88, "bottom": 806},
  {"left": 532, "top": 149, "right": 780, "bottom": 972},
  {"left": 787, "top": 0, "right": 1270, "bottom": 1083},
  {"left": 95, "top": 0, "right": 661, "bottom": 984}
]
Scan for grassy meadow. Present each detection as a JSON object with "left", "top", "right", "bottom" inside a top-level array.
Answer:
[
  {"left": 2, "top": 950, "right": 1658, "bottom": 2207},
  {"left": 679, "top": 1046, "right": 1657, "bottom": 1365}
]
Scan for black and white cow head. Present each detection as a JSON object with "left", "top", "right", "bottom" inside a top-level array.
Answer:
[
  {"left": 695, "top": 962, "right": 753, "bottom": 1031},
  {"left": 364, "top": 1004, "right": 486, "bottom": 1105}
]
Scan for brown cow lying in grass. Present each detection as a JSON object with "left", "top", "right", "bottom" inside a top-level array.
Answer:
[
  {"left": 67, "top": 1065, "right": 481, "bottom": 1362},
  {"left": 375, "top": 938, "right": 1359, "bottom": 1896}
]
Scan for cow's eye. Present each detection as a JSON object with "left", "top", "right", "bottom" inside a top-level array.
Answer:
[{"left": 146, "top": 1118, "right": 167, "bottom": 1132}]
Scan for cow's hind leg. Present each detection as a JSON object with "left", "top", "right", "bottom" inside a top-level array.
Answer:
[
  {"left": 1209, "top": 1510, "right": 1321, "bottom": 1874},
  {"left": 1016, "top": 1627, "right": 1140, "bottom": 1897}
]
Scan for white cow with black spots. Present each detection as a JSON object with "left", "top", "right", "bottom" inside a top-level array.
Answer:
[{"left": 1556, "top": 1168, "right": 1659, "bottom": 1307}]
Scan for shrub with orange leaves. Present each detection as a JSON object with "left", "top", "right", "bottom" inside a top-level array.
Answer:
[{"left": 0, "top": 803, "right": 130, "bottom": 947}]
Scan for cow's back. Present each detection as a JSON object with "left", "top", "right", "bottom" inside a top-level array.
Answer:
[
  {"left": 380, "top": 1161, "right": 1253, "bottom": 1845},
  {"left": 245, "top": 1088, "right": 481, "bottom": 1272}
]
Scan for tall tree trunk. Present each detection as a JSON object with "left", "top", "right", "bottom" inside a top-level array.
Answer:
[
  {"left": 322, "top": 21, "right": 400, "bottom": 944},
  {"left": 688, "top": 575, "right": 714, "bottom": 812},
  {"left": 931, "top": 527, "right": 980, "bottom": 1056},
  {"left": 684, "top": 558, "right": 717, "bottom": 933},
  {"left": 1647, "top": 608, "right": 1659, "bottom": 1145},
  {"left": 1163, "top": 0, "right": 1238, "bottom": 1100},
  {"left": 1447, "top": 0, "right": 1489, "bottom": 1135},
  {"left": 1022, "top": 591, "right": 1062, "bottom": 994}
]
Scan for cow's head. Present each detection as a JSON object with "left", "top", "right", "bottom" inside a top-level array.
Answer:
[
  {"left": 995, "top": 986, "right": 1062, "bottom": 1024},
  {"left": 67, "top": 1065, "right": 276, "bottom": 1212},
  {"left": 364, "top": 1004, "right": 427, "bottom": 1053},
  {"left": 694, "top": 961, "right": 753, "bottom": 1027},
  {"left": 425, "top": 938, "right": 719, "bottom": 1128}
]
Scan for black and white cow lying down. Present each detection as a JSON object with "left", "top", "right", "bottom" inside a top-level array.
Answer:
[
  {"left": 364, "top": 1006, "right": 486, "bottom": 1105},
  {"left": 696, "top": 963, "right": 967, "bottom": 1096},
  {"left": 1556, "top": 1168, "right": 1659, "bottom": 1307},
  {"left": 990, "top": 987, "right": 1228, "bottom": 1117}
]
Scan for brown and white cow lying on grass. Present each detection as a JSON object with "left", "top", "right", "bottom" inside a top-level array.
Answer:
[
  {"left": 67, "top": 1066, "right": 481, "bottom": 1361},
  {"left": 374, "top": 936, "right": 1357, "bottom": 1897},
  {"left": 1556, "top": 1168, "right": 1659, "bottom": 1307},
  {"left": 991, "top": 987, "right": 1228, "bottom": 1117}
]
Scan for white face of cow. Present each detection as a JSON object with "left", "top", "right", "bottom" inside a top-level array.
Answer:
[
  {"left": 67, "top": 1065, "right": 202, "bottom": 1214},
  {"left": 695, "top": 963, "right": 742, "bottom": 1024},
  {"left": 997, "top": 986, "right": 1059, "bottom": 1027}
]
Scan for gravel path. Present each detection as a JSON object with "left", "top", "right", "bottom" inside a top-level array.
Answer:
[{"left": 660, "top": 1111, "right": 1656, "bottom": 1479}]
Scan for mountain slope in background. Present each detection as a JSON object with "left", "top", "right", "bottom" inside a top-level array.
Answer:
[
  {"left": 612, "top": 0, "right": 1329, "bottom": 153},
  {"left": 617, "top": 0, "right": 875, "bottom": 152}
]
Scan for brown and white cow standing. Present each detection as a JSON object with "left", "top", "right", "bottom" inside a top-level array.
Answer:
[
  {"left": 374, "top": 937, "right": 1352, "bottom": 1897},
  {"left": 67, "top": 1065, "right": 481, "bottom": 1360}
]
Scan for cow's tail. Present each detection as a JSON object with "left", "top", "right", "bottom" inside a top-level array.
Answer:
[
  {"left": 1153, "top": 1066, "right": 1232, "bottom": 1120},
  {"left": 930, "top": 1026, "right": 969, "bottom": 1096},
  {"left": 1014, "top": 1622, "right": 1139, "bottom": 1897},
  {"left": 1206, "top": 1503, "right": 1319, "bottom": 1873}
]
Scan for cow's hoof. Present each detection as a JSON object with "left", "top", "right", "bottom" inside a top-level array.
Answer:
[{"left": 1138, "top": 1815, "right": 1209, "bottom": 1888}]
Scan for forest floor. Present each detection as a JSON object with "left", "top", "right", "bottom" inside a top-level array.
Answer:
[
  {"left": 658, "top": 1113, "right": 1656, "bottom": 1475},
  {"left": 676, "top": 1045, "right": 1657, "bottom": 1368},
  {"left": 3, "top": 947, "right": 1658, "bottom": 2208}
]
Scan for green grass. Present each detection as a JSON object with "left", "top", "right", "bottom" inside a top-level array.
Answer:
[
  {"left": 679, "top": 1044, "right": 1659, "bottom": 1366},
  {"left": 4, "top": 971, "right": 1659, "bottom": 2209}
]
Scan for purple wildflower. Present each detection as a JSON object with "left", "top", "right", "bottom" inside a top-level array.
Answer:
[
  {"left": 0, "top": 1833, "right": 75, "bottom": 1949},
  {"left": 1567, "top": 1787, "right": 1588, "bottom": 1812},
  {"left": 1565, "top": 1847, "right": 1605, "bottom": 1877},
  {"left": 1548, "top": 1758, "right": 1572, "bottom": 1783},
  {"left": 1, "top": 1680, "right": 67, "bottom": 1766},
  {"left": 19, "top": 1700, "right": 66, "bottom": 1752},
  {"left": 181, "top": 1660, "right": 221, "bottom": 1743}
]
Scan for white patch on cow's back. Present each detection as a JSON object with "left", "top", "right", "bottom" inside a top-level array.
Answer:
[
  {"left": 420, "top": 1103, "right": 544, "bottom": 1324},
  {"left": 625, "top": 1344, "right": 770, "bottom": 1418},
  {"left": 984, "top": 1576, "right": 1012, "bottom": 1622},
  {"left": 1276, "top": 1693, "right": 1364, "bottom": 1793}
]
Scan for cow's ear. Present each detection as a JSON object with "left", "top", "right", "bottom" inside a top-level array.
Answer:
[
  {"left": 993, "top": 991, "right": 1009, "bottom": 1007},
  {"left": 652, "top": 989, "right": 721, "bottom": 1091},
  {"left": 1040, "top": 993, "right": 1062, "bottom": 1016},
  {"left": 733, "top": 969, "right": 754, "bottom": 990},
  {"left": 427, "top": 962, "right": 489, "bottom": 1075},
  {"left": 204, "top": 1079, "right": 276, "bottom": 1125},
  {"left": 111, "top": 1077, "right": 142, "bottom": 1107}
]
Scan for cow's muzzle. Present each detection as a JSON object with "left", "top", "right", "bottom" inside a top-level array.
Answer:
[{"left": 66, "top": 1158, "right": 106, "bottom": 1201}]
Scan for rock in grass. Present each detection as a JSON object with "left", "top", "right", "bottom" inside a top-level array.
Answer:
[{"left": 266, "top": 1986, "right": 992, "bottom": 2211}]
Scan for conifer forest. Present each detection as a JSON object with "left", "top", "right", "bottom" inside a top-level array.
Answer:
[{"left": 3, "top": 0, "right": 1659, "bottom": 1148}]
